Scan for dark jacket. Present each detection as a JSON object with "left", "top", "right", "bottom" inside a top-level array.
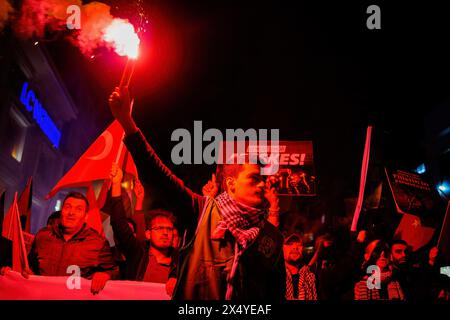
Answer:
[
  {"left": 174, "top": 197, "right": 285, "bottom": 300},
  {"left": 28, "top": 222, "right": 118, "bottom": 279},
  {"left": 124, "top": 130, "right": 286, "bottom": 300}
]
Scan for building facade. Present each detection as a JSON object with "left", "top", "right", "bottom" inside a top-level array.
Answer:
[{"left": 0, "top": 34, "right": 105, "bottom": 233}]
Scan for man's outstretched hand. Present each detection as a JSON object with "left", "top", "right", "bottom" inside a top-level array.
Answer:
[
  {"left": 90, "top": 272, "right": 111, "bottom": 295},
  {"left": 108, "top": 86, "right": 138, "bottom": 135},
  {"left": 110, "top": 162, "right": 124, "bottom": 197},
  {"left": 0, "top": 266, "right": 34, "bottom": 279},
  {"left": 202, "top": 173, "right": 219, "bottom": 198}
]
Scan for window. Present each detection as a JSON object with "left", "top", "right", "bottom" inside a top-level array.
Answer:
[{"left": 8, "top": 107, "right": 28, "bottom": 163}]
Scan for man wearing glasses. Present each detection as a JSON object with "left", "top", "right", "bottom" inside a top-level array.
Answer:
[
  {"left": 142, "top": 212, "right": 176, "bottom": 283},
  {"left": 108, "top": 165, "right": 177, "bottom": 284}
]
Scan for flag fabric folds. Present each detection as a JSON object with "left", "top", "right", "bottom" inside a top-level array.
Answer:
[{"left": 46, "top": 121, "right": 137, "bottom": 199}]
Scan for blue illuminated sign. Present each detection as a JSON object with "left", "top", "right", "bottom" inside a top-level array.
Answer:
[{"left": 19, "top": 82, "right": 61, "bottom": 148}]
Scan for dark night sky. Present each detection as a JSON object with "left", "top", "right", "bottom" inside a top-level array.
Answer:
[{"left": 46, "top": 1, "right": 450, "bottom": 214}]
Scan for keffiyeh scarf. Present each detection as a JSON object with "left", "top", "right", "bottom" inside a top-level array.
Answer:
[
  {"left": 285, "top": 265, "right": 318, "bottom": 300},
  {"left": 355, "top": 270, "right": 405, "bottom": 300},
  {"left": 214, "top": 192, "right": 265, "bottom": 249},
  {"left": 213, "top": 192, "right": 266, "bottom": 299}
]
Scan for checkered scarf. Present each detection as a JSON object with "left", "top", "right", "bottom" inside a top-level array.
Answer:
[
  {"left": 354, "top": 270, "right": 405, "bottom": 300},
  {"left": 285, "top": 265, "right": 318, "bottom": 300},
  {"left": 213, "top": 192, "right": 266, "bottom": 299},
  {"left": 214, "top": 192, "right": 265, "bottom": 248}
]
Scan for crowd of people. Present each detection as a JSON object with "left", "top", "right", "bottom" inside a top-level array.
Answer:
[{"left": 1, "top": 86, "right": 449, "bottom": 300}]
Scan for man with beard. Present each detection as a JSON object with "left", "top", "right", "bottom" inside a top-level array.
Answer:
[
  {"left": 108, "top": 86, "right": 285, "bottom": 300},
  {"left": 391, "top": 240, "right": 408, "bottom": 267},
  {"left": 283, "top": 233, "right": 317, "bottom": 300},
  {"left": 390, "top": 239, "right": 415, "bottom": 299}
]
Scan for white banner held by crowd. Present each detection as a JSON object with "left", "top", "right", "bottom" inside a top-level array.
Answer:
[{"left": 0, "top": 271, "right": 170, "bottom": 300}]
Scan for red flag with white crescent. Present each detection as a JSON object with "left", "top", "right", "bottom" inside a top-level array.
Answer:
[{"left": 46, "top": 120, "right": 137, "bottom": 199}]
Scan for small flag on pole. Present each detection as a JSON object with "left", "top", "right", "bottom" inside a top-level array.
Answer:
[
  {"left": 18, "top": 177, "right": 33, "bottom": 233},
  {"left": 8, "top": 192, "right": 30, "bottom": 273}
]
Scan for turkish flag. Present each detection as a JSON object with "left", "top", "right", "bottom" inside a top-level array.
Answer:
[
  {"left": 394, "top": 213, "right": 435, "bottom": 251},
  {"left": 46, "top": 120, "right": 137, "bottom": 199}
]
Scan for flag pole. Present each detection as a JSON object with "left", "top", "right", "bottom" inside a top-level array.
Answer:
[
  {"left": 437, "top": 200, "right": 450, "bottom": 249},
  {"left": 13, "top": 193, "right": 29, "bottom": 271},
  {"left": 107, "top": 99, "right": 135, "bottom": 193},
  {"left": 24, "top": 176, "right": 33, "bottom": 233},
  {"left": 114, "top": 99, "right": 134, "bottom": 165},
  {"left": 351, "top": 126, "right": 373, "bottom": 232},
  {"left": 119, "top": 58, "right": 136, "bottom": 88}
]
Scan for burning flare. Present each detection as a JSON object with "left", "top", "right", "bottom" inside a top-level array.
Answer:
[{"left": 103, "top": 18, "right": 140, "bottom": 59}]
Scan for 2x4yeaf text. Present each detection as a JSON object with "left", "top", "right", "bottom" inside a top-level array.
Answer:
[{"left": 178, "top": 304, "right": 272, "bottom": 317}]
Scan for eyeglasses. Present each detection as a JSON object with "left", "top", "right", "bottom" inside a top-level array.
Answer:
[{"left": 150, "top": 226, "right": 174, "bottom": 232}]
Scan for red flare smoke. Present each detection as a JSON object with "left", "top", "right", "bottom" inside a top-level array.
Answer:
[
  {"left": 11, "top": 0, "right": 140, "bottom": 58},
  {"left": 0, "top": 0, "right": 14, "bottom": 31}
]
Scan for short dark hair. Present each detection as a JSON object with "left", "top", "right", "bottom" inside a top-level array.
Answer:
[
  {"left": 391, "top": 239, "right": 408, "bottom": 247},
  {"left": 63, "top": 192, "right": 89, "bottom": 212},
  {"left": 47, "top": 211, "right": 61, "bottom": 226},
  {"left": 216, "top": 164, "right": 243, "bottom": 192},
  {"left": 126, "top": 217, "right": 137, "bottom": 233},
  {"left": 216, "top": 163, "right": 264, "bottom": 193},
  {"left": 364, "top": 240, "right": 390, "bottom": 269},
  {"left": 145, "top": 209, "right": 176, "bottom": 230}
]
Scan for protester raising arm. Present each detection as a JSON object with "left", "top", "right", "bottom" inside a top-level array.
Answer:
[
  {"left": 134, "top": 179, "right": 145, "bottom": 211},
  {"left": 108, "top": 162, "right": 141, "bottom": 258},
  {"left": 265, "top": 187, "right": 280, "bottom": 227},
  {"left": 202, "top": 173, "right": 219, "bottom": 198},
  {"left": 108, "top": 87, "right": 204, "bottom": 225}
]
